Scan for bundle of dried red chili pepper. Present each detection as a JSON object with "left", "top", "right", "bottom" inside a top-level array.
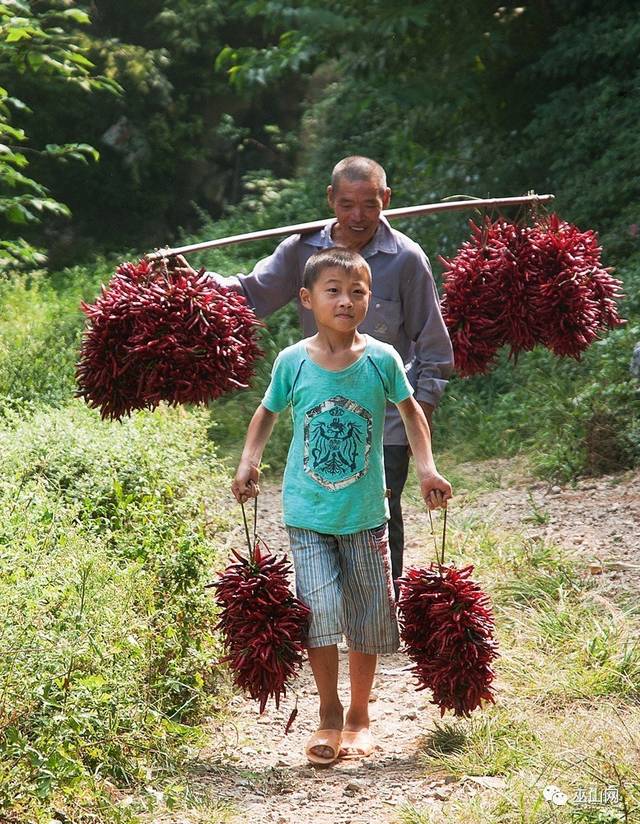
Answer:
[
  {"left": 397, "top": 511, "right": 498, "bottom": 717},
  {"left": 440, "top": 214, "right": 624, "bottom": 376},
  {"left": 527, "top": 214, "right": 623, "bottom": 358},
  {"left": 76, "top": 258, "right": 262, "bottom": 420},
  {"left": 213, "top": 539, "right": 310, "bottom": 714}
]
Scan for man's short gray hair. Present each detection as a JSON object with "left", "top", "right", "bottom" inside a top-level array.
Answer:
[{"left": 331, "top": 156, "right": 387, "bottom": 195}]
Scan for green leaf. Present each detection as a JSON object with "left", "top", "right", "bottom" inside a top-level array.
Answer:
[
  {"left": 3, "top": 202, "right": 31, "bottom": 223},
  {"left": 6, "top": 95, "right": 31, "bottom": 113},
  {"left": 5, "top": 27, "right": 32, "bottom": 43},
  {"left": 215, "top": 45, "right": 237, "bottom": 71},
  {"left": 57, "top": 8, "right": 91, "bottom": 25},
  {"left": 27, "top": 52, "right": 43, "bottom": 71},
  {"left": 44, "top": 142, "right": 100, "bottom": 163},
  {"left": 77, "top": 674, "right": 107, "bottom": 690},
  {"left": 67, "top": 52, "right": 93, "bottom": 68},
  {"left": 0, "top": 1, "right": 30, "bottom": 14},
  {"left": 0, "top": 123, "right": 26, "bottom": 140},
  {"left": 29, "top": 197, "right": 71, "bottom": 217},
  {"left": 0, "top": 147, "right": 28, "bottom": 167}
]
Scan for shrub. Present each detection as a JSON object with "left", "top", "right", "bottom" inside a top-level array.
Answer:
[{"left": 0, "top": 402, "right": 233, "bottom": 822}]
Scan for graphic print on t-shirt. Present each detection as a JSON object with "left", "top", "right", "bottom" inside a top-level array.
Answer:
[{"left": 303, "top": 395, "right": 372, "bottom": 491}]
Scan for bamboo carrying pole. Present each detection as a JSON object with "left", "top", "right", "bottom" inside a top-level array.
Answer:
[{"left": 146, "top": 193, "right": 555, "bottom": 261}]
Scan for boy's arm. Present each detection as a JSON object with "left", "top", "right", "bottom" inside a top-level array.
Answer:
[
  {"left": 232, "top": 404, "right": 279, "bottom": 503},
  {"left": 396, "top": 396, "right": 452, "bottom": 510}
]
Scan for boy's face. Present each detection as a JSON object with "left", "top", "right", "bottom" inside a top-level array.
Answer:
[{"left": 300, "top": 266, "right": 371, "bottom": 333}]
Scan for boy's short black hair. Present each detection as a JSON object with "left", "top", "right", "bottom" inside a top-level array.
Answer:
[{"left": 302, "top": 247, "right": 372, "bottom": 290}]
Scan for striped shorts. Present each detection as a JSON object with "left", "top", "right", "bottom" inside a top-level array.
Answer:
[{"left": 286, "top": 524, "right": 399, "bottom": 655}]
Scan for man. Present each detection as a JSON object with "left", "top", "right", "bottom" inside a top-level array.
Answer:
[{"left": 178, "top": 156, "right": 454, "bottom": 593}]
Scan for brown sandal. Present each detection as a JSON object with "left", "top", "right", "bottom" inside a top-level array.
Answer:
[
  {"left": 338, "top": 729, "right": 375, "bottom": 759},
  {"left": 305, "top": 729, "right": 343, "bottom": 765}
]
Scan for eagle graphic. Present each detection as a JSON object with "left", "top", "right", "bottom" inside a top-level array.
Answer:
[{"left": 309, "top": 409, "right": 364, "bottom": 475}]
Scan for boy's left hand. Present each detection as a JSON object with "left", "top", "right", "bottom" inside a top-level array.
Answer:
[{"left": 420, "top": 473, "right": 453, "bottom": 510}]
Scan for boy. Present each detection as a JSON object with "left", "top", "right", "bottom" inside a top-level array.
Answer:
[{"left": 231, "top": 248, "right": 452, "bottom": 765}]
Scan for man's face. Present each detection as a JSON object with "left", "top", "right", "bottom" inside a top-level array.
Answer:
[{"left": 327, "top": 178, "right": 391, "bottom": 250}]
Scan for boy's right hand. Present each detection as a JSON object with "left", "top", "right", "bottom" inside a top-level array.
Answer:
[
  {"left": 420, "top": 472, "right": 453, "bottom": 511},
  {"left": 231, "top": 463, "right": 260, "bottom": 503}
]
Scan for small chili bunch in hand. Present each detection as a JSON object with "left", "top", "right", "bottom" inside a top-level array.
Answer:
[
  {"left": 397, "top": 513, "right": 498, "bottom": 717},
  {"left": 213, "top": 538, "right": 310, "bottom": 716},
  {"left": 76, "top": 258, "right": 262, "bottom": 420}
]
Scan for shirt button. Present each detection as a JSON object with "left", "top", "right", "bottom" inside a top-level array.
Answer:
[{"left": 375, "top": 303, "right": 381, "bottom": 309}]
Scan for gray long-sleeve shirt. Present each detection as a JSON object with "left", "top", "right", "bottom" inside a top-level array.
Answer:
[{"left": 209, "top": 216, "right": 454, "bottom": 444}]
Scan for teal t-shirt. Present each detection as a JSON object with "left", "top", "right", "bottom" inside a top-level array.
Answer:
[{"left": 262, "top": 335, "right": 413, "bottom": 535}]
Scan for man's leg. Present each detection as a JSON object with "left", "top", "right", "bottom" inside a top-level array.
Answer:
[{"left": 384, "top": 445, "right": 411, "bottom": 598}]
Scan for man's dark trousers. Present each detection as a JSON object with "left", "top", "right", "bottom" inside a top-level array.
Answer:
[{"left": 383, "top": 445, "right": 411, "bottom": 599}]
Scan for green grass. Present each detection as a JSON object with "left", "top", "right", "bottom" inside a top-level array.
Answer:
[
  {"left": 395, "top": 512, "right": 640, "bottom": 824},
  {"left": 433, "top": 314, "right": 640, "bottom": 482}
]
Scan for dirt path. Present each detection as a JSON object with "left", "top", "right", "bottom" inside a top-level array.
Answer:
[
  {"left": 193, "top": 464, "right": 640, "bottom": 823},
  {"left": 456, "top": 459, "right": 640, "bottom": 596}
]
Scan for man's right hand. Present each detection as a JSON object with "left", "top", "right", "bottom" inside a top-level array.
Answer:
[{"left": 171, "top": 254, "right": 198, "bottom": 277}]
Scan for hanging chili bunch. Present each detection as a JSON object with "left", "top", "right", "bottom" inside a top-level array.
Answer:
[
  {"left": 76, "top": 258, "right": 263, "bottom": 420},
  {"left": 397, "top": 513, "right": 498, "bottom": 717},
  {"left": 213, "top": 536, "right": 310, "bottom": 716},
  {"left": 436, "top": 220, "right": 507, "bottom": 376},
  {"left": 527, "top": 214, "right": 624, "bottom": 358},
  {"left": 440, "top": 213, "right": 624, "bottom": 377}
]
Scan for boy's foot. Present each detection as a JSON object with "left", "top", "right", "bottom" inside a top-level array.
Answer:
[
  {"left": 338, "top": 727, "right": 375, "bottom": 759},
  {"left": 306, "top": 706, "right": 344, "bottom": 764},
  {"left": 305, "top": 729, "right": 343, "bottom": 765}
]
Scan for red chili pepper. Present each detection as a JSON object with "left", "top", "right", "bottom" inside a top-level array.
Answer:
[
  {"left": 77, "top": 259, "right": 264, "bottom": 420},
  {"left": 212, "top": 543, "right": 310, "bottom": 715},
  {"left": 440, "top": 215, "right": 624, "bottom": 376},
  {"left": 397, "top": 561, "right": 499, "bottom": 717}
]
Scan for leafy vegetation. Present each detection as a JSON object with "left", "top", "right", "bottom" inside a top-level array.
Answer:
[
  {"left": 0, "top": 0, "right": 118, "bottom": 270},
  {"left": 0, "top": 402, "right": 233, "bottom": 822}
]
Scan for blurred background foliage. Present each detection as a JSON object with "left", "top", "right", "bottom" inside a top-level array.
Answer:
[{"left": 0, "top": 0, "right": 637, "bottom": 479}]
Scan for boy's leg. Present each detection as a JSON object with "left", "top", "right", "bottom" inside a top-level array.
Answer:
[
  {"left": 307, "top": 644, "right": 343, "bottom": 759},
  {"left": 345, "top": 649, "right": 376, "bottom": 731},
  {"left": 338, "top": 525, "right": 399, "bottom": 755},
  {"left": 287, "top": 527, "right": 344, "bottom": 761},
  {"left": 383, "top": 445, "right": 411, "bottom": 599}
]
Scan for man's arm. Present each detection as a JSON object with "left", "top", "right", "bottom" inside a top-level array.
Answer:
[
  {"left": 232, "top": 405, "right": 279, "bottom": 502},
  {"left": 402, "top": 248, "right": 454, "bottom": 415},
  {"left": 175, "top": 234, "right": 302, "bottom": 318}
]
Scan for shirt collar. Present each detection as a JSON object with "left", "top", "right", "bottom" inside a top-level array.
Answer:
[{"left": 302, "top": 214, "right": 398, "bottom": 258}]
